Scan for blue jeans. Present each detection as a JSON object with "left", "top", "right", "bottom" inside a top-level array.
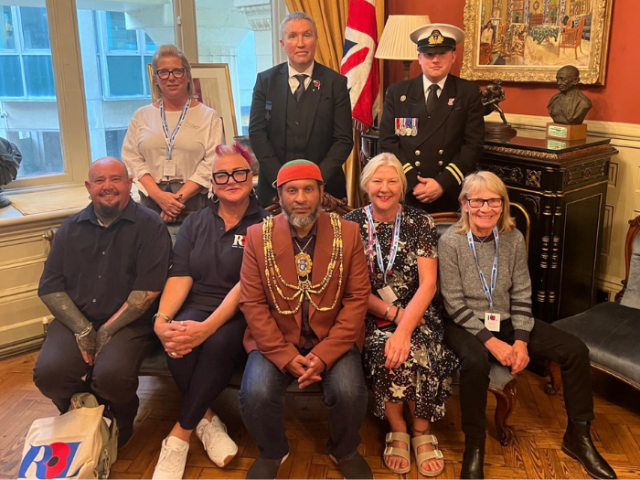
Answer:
[{"left": 239, "top": 345, "right": 368, "bottom": 460}]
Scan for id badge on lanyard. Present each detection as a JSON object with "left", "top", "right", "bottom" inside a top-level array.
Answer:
[
  {"left": 160, "top": 97, "right": 191, "bottom": 177},
  {"left": 365, "top": 205, "right": 402, "bottom": 302},
  {"left": 467, "top": 227, "right": 500, "bottom": 332}
]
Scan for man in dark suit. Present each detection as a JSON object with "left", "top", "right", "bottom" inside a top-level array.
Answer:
[
  {"left": 380, "top": 24, "right": 485, "bottom": 213},
  {"left": 249, "top": 12, "right": 353, "bottom": 207}
]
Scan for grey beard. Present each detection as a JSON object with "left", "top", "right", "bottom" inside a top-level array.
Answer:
[{"left": 282, "top": 202, "right": 321, "bottom": 229}]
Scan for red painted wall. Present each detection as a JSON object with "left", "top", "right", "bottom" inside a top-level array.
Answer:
[{"left": 385, "top": 0, "right": 640, "bottom": 124}]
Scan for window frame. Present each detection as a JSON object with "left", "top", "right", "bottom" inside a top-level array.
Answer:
[{"left": 3, "top": 0, "right": 285, "bottom": 192}]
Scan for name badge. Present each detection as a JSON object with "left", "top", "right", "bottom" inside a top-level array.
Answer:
[
  {"left": 163, "top": 159, "right": 176, "bottom": 177},
  {"left": 484, "top": 312, "right": 501, "bottom": 332},
  {"left": 378, "top": 285, "right": 398, "bottom": 303}
]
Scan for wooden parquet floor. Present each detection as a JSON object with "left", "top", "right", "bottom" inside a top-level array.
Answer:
[{"left": 1, "top": 352, "right": 640, "bottom": 479}]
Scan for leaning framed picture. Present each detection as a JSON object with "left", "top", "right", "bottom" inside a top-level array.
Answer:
[
  {"left": 147, "top": 63, "right": 238, "bottom": 143},
  {"left": 460, "top": 0, "right": 613, "bottom": 84}
]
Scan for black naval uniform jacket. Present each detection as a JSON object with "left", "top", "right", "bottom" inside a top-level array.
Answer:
[
  {"left": 380, "top": 74, "right": 485, "bottom": 213},
  {"left": 249, "top": 62, "right": 353, "bottom": 207}
]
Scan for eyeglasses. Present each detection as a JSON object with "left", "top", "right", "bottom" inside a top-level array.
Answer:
[
  {"left": 466, "top": 197, "right": 503, "bottom": 208},
  {"left": 155, "top": 68, "right": 186, "bottom": 80},
  {"left": 212, "top": 169, "right": 251, "bottom": 185}
]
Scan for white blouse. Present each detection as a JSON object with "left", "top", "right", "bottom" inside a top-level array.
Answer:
[{"left": 121, "top": 102, "right": 224, "bottom": 195}]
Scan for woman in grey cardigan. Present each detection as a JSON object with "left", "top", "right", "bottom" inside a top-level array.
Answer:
[{"left": 438, "top": 171, "right": 615, "bottom": 480}]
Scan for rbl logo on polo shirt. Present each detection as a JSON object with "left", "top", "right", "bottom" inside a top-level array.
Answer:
[{"left": 232, "top": 235, "right": 247, "bottom": 248}]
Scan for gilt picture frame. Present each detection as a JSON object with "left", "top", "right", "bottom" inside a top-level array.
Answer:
[
  {"left": 460, "top": 0, "right": 613, "bottom": 84},
  {"left": 147, "top": 63, "right": 238, "bottom": 143}
]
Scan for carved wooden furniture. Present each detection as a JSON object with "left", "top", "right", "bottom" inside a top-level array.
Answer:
[
  {"left": 546, "top": 216, "right": 640, "bottom": 395},
  {"left": 432, "top": 212, "right": 516, "bottom": 446},
  {"left": 480, "top": 131, "right": 617, "bottom": 323},
  {"left": 559, "top": 16, "right": 585, "bottom": 59}
]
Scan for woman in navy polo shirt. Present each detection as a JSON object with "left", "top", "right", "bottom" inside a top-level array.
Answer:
[{"left": 151, "top": 143, "right": 270, "bottom": 480}]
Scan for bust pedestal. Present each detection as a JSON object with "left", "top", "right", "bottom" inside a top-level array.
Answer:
[{"left": 546, "top": 122, "right": 588, "bottom": 140}]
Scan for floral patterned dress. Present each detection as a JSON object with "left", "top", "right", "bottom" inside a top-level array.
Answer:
[{"left": 344, "top": 205, "right": 459, "bottom": 421}]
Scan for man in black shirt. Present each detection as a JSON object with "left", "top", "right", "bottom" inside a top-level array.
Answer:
[{"left": 34, "top": 157, "right": 172, "bottom": 445}]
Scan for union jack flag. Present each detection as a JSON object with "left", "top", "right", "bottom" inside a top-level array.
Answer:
[{"left": 340, "top": 0, "right": 379, "bottom": 130}]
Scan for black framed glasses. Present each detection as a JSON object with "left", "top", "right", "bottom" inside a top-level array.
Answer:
[
  {"left": 155, "top": 68, "right": 186, "bottom": 80},
  {"left": 466, "top": 197, "right": 503, "bottom": 208},
  {"left": 212, "top": 169, "right": 251, "bottom": 185}
]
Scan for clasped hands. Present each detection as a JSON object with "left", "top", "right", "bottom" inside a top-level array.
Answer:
[
  {"left": 75, "top": 324, "right": 114, "bottom": 366},
  {"left": 156, "top": 191, "right": 184, "bottom": 223},
  {"left": 285, "top": 353, "right": 326, "bottom": 389},
  {"left": 413, "top": 177, "right": 444, "bottom": 204},
  {"left": 485, "top": 337, "right": 530, "bottom": 375},
  {"left": 155, "top": 320, "right": 211, "bottom": 359}
]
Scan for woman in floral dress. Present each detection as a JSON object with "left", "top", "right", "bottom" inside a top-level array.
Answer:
[{"left": 344, "top": 153, "right": 458, "bottom": 476}]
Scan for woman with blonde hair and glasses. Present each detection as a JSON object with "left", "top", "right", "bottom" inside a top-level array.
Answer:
[
  {"left": 438, "top": 171, "right": 616, "bottom": 479},
  {"left": 122, "top": 44, "right": 223, "bottom": 231},
  {"left": 344, "top": 153, "right": 458, "bottom": 477}
]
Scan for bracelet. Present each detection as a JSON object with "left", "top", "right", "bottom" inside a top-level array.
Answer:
[
  {"left": 383, "top": 305, "right": 393, "bottom": 321},
  {"left": 75, "top": 325, "right": 93, "bottom": 338},
  {"left": 391, "top": 306, "right": 400, "bottom": 323},
  {"left": 153, "top": 313, "right": 172, "bottom": 323}
]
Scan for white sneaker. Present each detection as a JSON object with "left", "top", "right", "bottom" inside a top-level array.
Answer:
[
  {"left": 152, "top": 436, "right": 189, "bottom": 479},
  {"left": 195, "top": 416, "right": 238, "bottom": 467}
]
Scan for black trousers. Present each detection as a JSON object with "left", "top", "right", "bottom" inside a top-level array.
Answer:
[
  {"left": 444, "top": 318, "right": 594, "bottom": 438},
  {"left": 33, "top": 320, "right": 153, "bottom": 430},
  {"left": 168, "top": 308, "right": 247, "bottom": 430}
]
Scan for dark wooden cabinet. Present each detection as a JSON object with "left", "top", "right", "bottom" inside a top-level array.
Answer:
[
  {"left": 360, "top": 130, "right": 618, "bottom": 322},
  {"left": 482, "top": 132, "right": 616, "bottom": 322}
]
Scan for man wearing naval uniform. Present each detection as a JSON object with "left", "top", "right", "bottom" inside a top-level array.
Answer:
[{"left": 380, "top": 24, "right": 484, "bottom": 213}]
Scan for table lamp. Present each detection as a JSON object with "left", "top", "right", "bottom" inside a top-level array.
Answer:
[{"left": 375, "top": 15, "right": 432, "bottom": 80}]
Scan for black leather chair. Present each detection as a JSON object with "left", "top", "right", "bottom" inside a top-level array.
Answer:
[{"left": 547, "top": 215, "right": 640, "bottom": 394}]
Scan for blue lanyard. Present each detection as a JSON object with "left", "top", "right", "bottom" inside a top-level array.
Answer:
[
  {"left": 467, "top": 226, "right": 499, "bottom": 310},
  {"left": 365, "top": 205, "right": 402, "bottom": 284},
  {"left": 160, "top": 97, "right": 191, "bottom": 160}
]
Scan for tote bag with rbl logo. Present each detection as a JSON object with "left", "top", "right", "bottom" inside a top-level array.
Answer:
[{"left": 18, "top": 393, "right": 118, "bottom": 479}]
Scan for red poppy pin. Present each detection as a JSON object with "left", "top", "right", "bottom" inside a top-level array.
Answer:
[
  {"left": 448, "top": 98, "right": 455, "bottom": 106},
  {"left": 313, "top": 80, "right": 321, "bottom": 90}
]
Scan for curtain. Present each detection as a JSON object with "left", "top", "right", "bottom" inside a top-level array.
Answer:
[{"left": 283, "top": 0, "right": 385, "bottom": 207}]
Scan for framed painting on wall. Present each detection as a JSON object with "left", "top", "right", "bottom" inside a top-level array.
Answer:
[
  {"left": 460, "top": 0, "right": 613, "bottom": 84},
  {"left": 148, "top": 63, "right": 238, "bottom": 143}
]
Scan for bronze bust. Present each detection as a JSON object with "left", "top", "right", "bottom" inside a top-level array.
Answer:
[{"left": 547, "top": 65, "right": 592, "bottom": 125}]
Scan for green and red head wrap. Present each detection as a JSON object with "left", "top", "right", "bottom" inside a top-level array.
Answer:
[{"left": 276, "top": 159, "right": 324, "bottom": 188}]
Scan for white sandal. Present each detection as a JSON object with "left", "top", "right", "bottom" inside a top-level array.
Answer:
[{"left": 412, "top": 434, "right": 445, "bottom": 477}]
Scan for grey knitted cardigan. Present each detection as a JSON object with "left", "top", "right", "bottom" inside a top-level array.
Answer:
[{"left": 438, "top": 225, "right": 535, "bottom": 343}]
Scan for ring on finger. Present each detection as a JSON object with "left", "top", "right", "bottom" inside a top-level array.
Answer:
[
  {"left": 170, "top": 352, "right": 177, "bottom": 357},
  {"left": 180, "top": 320, "right": 184, "bottom": 326}
]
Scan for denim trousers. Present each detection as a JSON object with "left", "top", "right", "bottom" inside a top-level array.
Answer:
[{"left": 239, "top": 345, "right": 368, "bottom": 460}]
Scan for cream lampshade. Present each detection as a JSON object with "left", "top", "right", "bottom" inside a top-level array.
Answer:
[{"left": 375, "top": 15, "right": 432, "bottom": 79}]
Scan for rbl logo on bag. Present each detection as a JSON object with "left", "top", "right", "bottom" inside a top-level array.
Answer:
[{"left": 19, "top": 441, "right": 82, "bottom": 479}]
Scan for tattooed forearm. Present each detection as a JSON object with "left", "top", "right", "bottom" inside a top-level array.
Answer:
[
  {"left": 101, "top": 290, "right": 160, "bottom": 332},
  {"left": 95, "top": 290, "right": 160, "bottom": 357},
  {"left": 127, "top": 290, "right": 157, "bottom": 313},
  {"left": 40, "top": 292, "right": 96, "bottom": 364},
  {"left": 40, "top": 292, "right": 92, "bottom": 334}
]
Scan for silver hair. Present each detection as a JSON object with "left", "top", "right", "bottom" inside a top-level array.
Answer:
[
  {"left": 280, "top": 12, "right": 318, "bottom": 39},
  {"left": 151, "top": 44, "right": 194, "bottom": 99}
]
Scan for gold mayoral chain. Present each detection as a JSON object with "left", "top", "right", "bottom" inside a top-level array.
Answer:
[{"left": 263, "top": 213, "right": 344, "bottom": 315}]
